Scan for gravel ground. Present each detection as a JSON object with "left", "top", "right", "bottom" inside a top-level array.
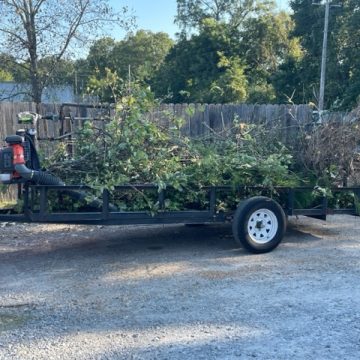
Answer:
[{"left": 0, "top": 215, "right": 360, "bottom": 360}]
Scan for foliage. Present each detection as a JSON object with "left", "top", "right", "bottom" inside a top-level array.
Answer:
[
  {"left": 67, "top": 1, "right": 299, "bottom": 106},
  {"left": 153, "top": 18, "right": 247, "bottom": 103},
  {"left": 210, "top": 53, "right": 248, "bottom": 103},
  {"left": 175, "top": 0, "right": 275, "bottom": 33},
  {"left": 0, "top": 53, "right": 27, "bottom": 82},
  {"left": 335, "top": 0, "right": 360, "bottom": 109},
  {"left": 154, "top": 4, "right": 300, "bottom": 104},
  {"left": 0, "top": 69, "right": 13, "bottom": 82},
  {"left": 37, "top": 57, "right": 76, "bottom": 86},
  {"left": 87, "top": 37, "right": 118, "bottom": 79},
  {"left": 241, "top": 11, "right": 302, "bottom": 103},
  {"left": 85, "top": 31, "right": 174, "bottom": 102},
  {"left": 47, "top": 87, "right": 298, "bottom": 211},
  {"left": 86, "top": 68, "right": 125, "bottom": 103},
  {"left": 1, "top": 0, "right": 358, "bottom": 110},
  {"left": 112, "top": 31, "right": 174, "bottom": 85}
]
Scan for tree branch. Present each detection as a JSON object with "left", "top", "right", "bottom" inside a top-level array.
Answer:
[
  {"left": 0, "top": 27, "right": 27, "bottom": 46},
  {"left": 0, "top": 87, "right": 31, "bottom": 101}
]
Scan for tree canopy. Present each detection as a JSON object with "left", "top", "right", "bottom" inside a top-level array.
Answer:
[
  {"left": 175, "top": 0, "right": 276, "bottom": 33},
  {"left": 83, "top": 30, "right": 173, "bottom": 102},
  {"left": 87, "top": 31, "right": 173, "bottom": 84},
  {"left": 0, "top": 0, "right": 359, "bottom": 110},
  {"left": 153, "top": 2, "right": 299, "bottom": 104},
  {"left": 152, "top": 19, "right": 248, "bottom": 103}
]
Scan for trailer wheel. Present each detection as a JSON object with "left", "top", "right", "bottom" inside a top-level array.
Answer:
[{"left": 232, "top": 196, "right": 286, "bottom": 254}]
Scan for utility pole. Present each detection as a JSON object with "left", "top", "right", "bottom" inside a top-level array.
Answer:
[
  {"left": 319, "top": 0, "right": 330, "bottom": 113},
  {"left": 313, "top": 1, "right": 341, "bottom": 114}
]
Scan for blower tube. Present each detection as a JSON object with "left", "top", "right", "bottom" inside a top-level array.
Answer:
[{"left": 15, "top": 164, "right": 65, "bottom": 185}]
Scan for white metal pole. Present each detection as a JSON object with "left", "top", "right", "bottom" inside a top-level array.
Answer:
[{"left": 319, "top": 0, "right": 330, "bottom": 113}]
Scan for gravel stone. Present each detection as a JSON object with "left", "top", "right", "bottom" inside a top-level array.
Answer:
[{"left": 0, "top": 215, "right": 359, "bottom": 359}]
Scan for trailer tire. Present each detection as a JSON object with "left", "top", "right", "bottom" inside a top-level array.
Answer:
[{"left": 232, "top": 196, "right": 286, "bottom": 254}]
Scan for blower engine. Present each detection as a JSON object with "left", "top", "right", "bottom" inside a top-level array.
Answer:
[{"left": 0, "top": 112, "right": 63, "bottom": 186}]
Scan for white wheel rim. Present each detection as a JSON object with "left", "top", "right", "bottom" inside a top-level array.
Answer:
[{"left": 247, "top": 208, "right": 278, "bottom": 244}]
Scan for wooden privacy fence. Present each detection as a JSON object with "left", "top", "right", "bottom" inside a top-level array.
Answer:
[
  {"left": 1, "top": 101, "right": 353, "bottom": 164},
  {"left": 0, "top": 102, "right": 315, "bottom": 142},
  {"left": 148, "top": 103, "right": 313, "bottom": 137}
]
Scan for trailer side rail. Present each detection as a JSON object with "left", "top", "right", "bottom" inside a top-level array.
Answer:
[{"left": 0, "top": 184, "right": 359, "bottom": 225}]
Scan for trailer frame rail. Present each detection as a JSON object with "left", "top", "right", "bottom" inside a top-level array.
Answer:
[{"left": 0, "top": 184, "right": 359, "bottom": 225}]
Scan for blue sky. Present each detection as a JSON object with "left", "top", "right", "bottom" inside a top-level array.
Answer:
[{"left": 112, "top": 0, "right": 290, "bottom": 39}]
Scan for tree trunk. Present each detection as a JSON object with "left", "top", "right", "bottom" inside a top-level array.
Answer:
[
  {"left": 30, "top": 69, "right": 42, "bottom": 113},
  {"left": 24, "top": 2, "right": 42, "bottom": 113}
]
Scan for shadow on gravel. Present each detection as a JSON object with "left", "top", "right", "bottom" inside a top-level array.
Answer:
[
  {"left": 0, "top": 224, "right": 243, "bottom": 293},
  {"left": 0, "top": 220, "right": 333, "bottom": 269},
  {"left": 284, "top": 224, "right": 323, "bottom": 243},
  {"left": 0, "top": 224, "right": 236, "bottom": 260},
  {"left": 0, "top": 218, "right": 332, "bottom": 257}
]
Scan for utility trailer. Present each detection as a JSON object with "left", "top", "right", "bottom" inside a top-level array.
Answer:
[
  {"left": 0, "top": 110, "right": 359, "bottom": 253},
  {"left": 0, "top": 183, "right": 359, "bottom": 254}
]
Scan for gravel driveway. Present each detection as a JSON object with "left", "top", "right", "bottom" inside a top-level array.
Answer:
[{"left": 0, "top": 215, "right": 360, "bottom": 359}]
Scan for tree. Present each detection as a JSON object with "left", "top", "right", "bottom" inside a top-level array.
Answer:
[
  {"left": 153, "top": 19, "right": 248, "bottom": 103},
  {"left": 288, "top": 0, "right": 340, "bottom": 107},
  {"left": 241, "top": 11, "right": 303, "bottom": 103},
  {"left": 87, "top": 31, "right": 173, "bottom": 86},
  {"left": 111, "top": 31, "right": 174, "bottom": 85},
  {"left": 0, "top": 53, "right": 27, "bottom": 82},
  {"left": 156, "top": 5, "right": 299, "bottom": 104},
  {"left": 87, "top": 37, "right": 117, "bottom": 79},
  {"left": 175, "top": 0, "right": 275, "bottom": 33},
  {"left": 0, "top": 0, "right": 132, "bottom": 109},
  {"left": 211, "top": 53, "right": 248, "bottom": 103},
  {"left": 335, "top": 0, "right": 360, "bottom": 108},
  {"left": 0, "top": 53, "right": 14, "bottom": 81},
  {"left": 84, "top": 31, "right": 173, "bottom": 102}
]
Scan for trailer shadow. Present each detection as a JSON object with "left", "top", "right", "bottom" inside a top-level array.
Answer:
[
  {"left": 0, "top": 218, "right": 335, "bottom": 267},
  {"left": 285, "top": 216, "right": 341, "bottom": 242},
  {"left": 0, "top": 223, "right": 237, "bottom": 260},
  {"left": 284, "top": 222, "right": 323, "bottom": 243},
  {"left": 0, "top": 213, "right": 349, "bottom": 256}
]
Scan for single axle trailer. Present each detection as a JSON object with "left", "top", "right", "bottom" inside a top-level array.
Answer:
[
  {"left": 0, "top": 183, "right": 359, "bottom": 253},
  {"left": 0, "top": 110, "right": 359, "bottom": 253}
]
